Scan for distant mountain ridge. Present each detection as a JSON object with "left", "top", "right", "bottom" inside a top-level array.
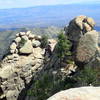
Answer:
[{"left": 0, "top": 4, "right": 100, "bottom": 30}]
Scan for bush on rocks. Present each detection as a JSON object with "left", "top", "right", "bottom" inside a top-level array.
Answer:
[
  {"left": 27, "top": 66, "right": 100, "bottom": 100},
  {"left": 56, "top": 32, "right": 72, "bottom": 66},
  {"left": 27, "top": 73, "right": 69, "bottom": 100},
  {"left": 73, "top": 67, "right": 100, "bottom": 86},
  {"left": 41, "top": 35, "right": 49, "bottom": 48}
]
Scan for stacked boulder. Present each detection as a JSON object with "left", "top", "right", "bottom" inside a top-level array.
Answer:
[
  {"left": 10, "top": 31, "right": 41, "bottom": 55},
  {"left": 3, "top": 31, "right": 43, "bottom": 64},
  {"left": 0, "top": 31, "right": 46, "bottom": 100},
  {"left": 65, "top": 15, "right": 99, "bottom": 65},
  {"left": 0, "top": 30, "right": 56, "bottom": 100},
  {"left": 65, "top": 15, "right": 95, "bottom": 42}
]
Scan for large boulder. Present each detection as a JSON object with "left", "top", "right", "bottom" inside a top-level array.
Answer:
[
  {"left": 26, "top": 31, "right": 31, "bottom": 36},
  {"left": 65, "top": 15, "right": 95, "bottom": 42},
  {"left": 19, "top": 32, "right": 26, "bottom": 36},
  {"left": 32, "top": 39, "right": 41, "bottom": 47},
  {"left": 47, "top": 87, "right": 100, "bottom": 100},
  {"left": 19, "top": 40, "right": 33, "bottom": 54},
  {"left": 10, "top": 42, "right": 17, "bottom": 54},
  {"left": 33, "top": 47, "right": 44, "bottom": 59},
  {"left": 21, "top": 35, "right": 29, "bottom": 41},
  {"left": 14, "top": 37, "right": 21, "bottom": 44},
  {"left": 76, "top": 30, "right": 99, "bottom": 63},
  {"left": 10, "top": 42, "right": 17, "bottom": 50},
  {"left": 28, "top": 34, "right": 35, "bottom": 39},
  {"left": 64, "top": 15, "right": 99, "bottom": 65},
  {"left": 86, "top": 17, "right": 95, "bottom": 28}
]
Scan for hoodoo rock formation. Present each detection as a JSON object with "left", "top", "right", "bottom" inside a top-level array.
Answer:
[
  {"left": 65, "top": 15, "right": 95, "bottom": 42},
  {"left": 65, "top": 15, "right": 100, "bottom": 65}
]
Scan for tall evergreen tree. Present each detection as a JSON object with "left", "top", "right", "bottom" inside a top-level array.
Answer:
[{"left": 57, "top": 32, "right": 72, "bottom": 64}]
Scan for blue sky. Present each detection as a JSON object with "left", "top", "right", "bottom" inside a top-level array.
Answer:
[{"left": 0, "top": 0, "right": 100, "bottom": 9}]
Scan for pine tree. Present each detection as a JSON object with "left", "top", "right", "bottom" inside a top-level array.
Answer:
[{"left": 57, "top": 32, "right": 72, "bottom": 65}]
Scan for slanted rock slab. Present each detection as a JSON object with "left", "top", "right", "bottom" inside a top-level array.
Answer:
[{"left": 47, "top": 87, "right": 100, "bottom": 100}]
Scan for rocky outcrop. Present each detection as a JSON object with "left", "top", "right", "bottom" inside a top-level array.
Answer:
[
  {"left": 25, "top": 16, "right": 100, "bottom": 100},
  {"left": 65, "top": 15, "right": 95, "bottom": 42},
  {"left": 47, "top": 87, "right": 100, "bottom": 100},
  {"left": 0, "top": 15, "right": 100, "bottom": 100},
  {"left": 9, "top": 31, "right": 41, "bottom": 55},
  {"left": 48, "top": 39, "right": 57, "bottom": 52},
  {"left": 0, "top": 52, "right": 44, "bottom": 100},
  {"left": 65, "top": 15, "right": 99, "bottom": 65},
  {"left": 0, "top": 30, "right": 56, "bottom": 100},
  {"left": 0, "top": 31, "right": 46, "bottom": 100}
]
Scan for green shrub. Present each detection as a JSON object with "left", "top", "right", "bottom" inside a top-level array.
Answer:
[
  {"left": 27, "top": 73, "right": 69, "bottom": 100},
  {"left": 74, "top": 67, "right": 100, "bottom": 86},
  {"left": 41, "top": 35, "right": 49, "bottom": 48},
  {"left": 66, "top": 60, "right": 74, "bottom": 64},
  {"left": 57, "top": 32, "right": 71, "bottom": 58},
  {"left": 27, "top": 66, "right": 100, "bottom": 100},
  {"left": 56, "top": 32, "right": 72, "bottom": 67}
]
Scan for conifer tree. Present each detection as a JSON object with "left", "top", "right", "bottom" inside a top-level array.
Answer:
[{"left": 57, "top": 32, "right": 72, "bottom": 64}]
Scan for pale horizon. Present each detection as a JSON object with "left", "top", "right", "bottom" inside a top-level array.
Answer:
[{"left": 0, "top": 0, "right": 100, "bottom": 9}]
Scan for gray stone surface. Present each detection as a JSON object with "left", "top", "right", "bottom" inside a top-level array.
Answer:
[
  {"left": 19, "top": 40, "right": 33, "bottom": 54},
  {"left": 76, "top": 30, "right": 99, "bottom": 63},
  {"left": 65, "top": 15, "right": 95, "bottom": 42},
  {"left": 47, "top": 87, "right": 100, "bottom": 100},
  {"left": 32, "top": 40, "right": 41, "bottom": 47}
]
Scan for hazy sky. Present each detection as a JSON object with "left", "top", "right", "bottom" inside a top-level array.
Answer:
[{"left": 0, "top": 0, "right": 100, "bottom": 9}]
